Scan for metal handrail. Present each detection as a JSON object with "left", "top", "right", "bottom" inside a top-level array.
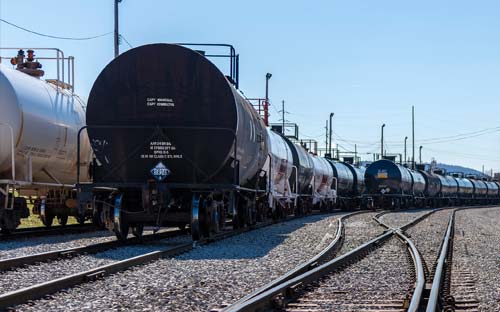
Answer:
[
  {"left": 174, "top": 43, "right": 238, "bottom": 88},
  {"left": 0, "top": 47, "right": 75, "bottom": 92}
]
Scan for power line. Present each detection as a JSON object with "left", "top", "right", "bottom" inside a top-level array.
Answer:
[
  {"left": 0, "top": 18, "right": 111, "bottom": 40},
  {"left": 120, "top": 34, "right": 133, "bottom": 49}
]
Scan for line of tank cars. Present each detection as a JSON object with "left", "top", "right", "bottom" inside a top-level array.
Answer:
[
  {"left": 364, "top": 159, "right": 500, "bottom": 209},
  {"left": 1, "top": 44, "right": 498, "bottom": 240}
]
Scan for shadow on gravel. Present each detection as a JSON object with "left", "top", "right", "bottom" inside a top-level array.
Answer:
[
  {"left": 173, "top": 212, "right": 344, "bottom": 261},
  {"left": 84, "top": 214, "right": 339, "bottom": 262},
  {"left": 0, "top": 231, "right": 112, "bottom": 255}
]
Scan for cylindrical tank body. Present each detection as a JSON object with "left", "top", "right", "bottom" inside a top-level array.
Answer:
[
  {"left": 0, "top": 64, "right": 91, "bottom": 184},
  {"left": 419, "top": 171, "right": 441, "bottom": 197},
  {"left": 436, "top": 175, "right": 458, "bottom": 196},
  {"left": 310, "top": 155, "right": 334, "bottom": 200},
  {"left": 283, "top": 141, "right": 314, "bottom": 194},
  {"left": 470, "top": 179, "right": 487, "bottom": 197},
  {"left": 326, "top": 160, "right": 354, "bottom": 197},
  {"left": 456, "top": 178, "right": 474, "bottom": 196},
  {"left": 364, "top": 159, "right": 412, "bottom": 195},
  {"left": 409, "top": 170, "right": 426, "bottom": 196},
  {"left": 345, "top": 163, "right": 366, "bottom": 195},
  {"left": 263, "top": 129, "right": 293, "bottom": 197},
  {"left": 86, "top": 44, "right": 268, "bottom": 186},
  {"left": 485, "top": 181, "right": 499, "bottom": 197},
  {"left": 494, "top": 181, "right": 500, "bottom": 196}
]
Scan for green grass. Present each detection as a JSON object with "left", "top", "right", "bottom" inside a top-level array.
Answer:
[{"left": 18, "top": 205, "right": 80, "bottom": 229}]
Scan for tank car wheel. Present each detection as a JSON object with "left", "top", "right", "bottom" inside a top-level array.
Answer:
[
  {"left": 232, "top": 195, "right": 246, "bottom": 229},
  {"left": 77, "top": 215, "right": 86, "bottom": 225},
  {"left": 191, "top": 194, "right": 203, "bottom": 241},
  {"left": 113, "top": 194, "right": 129, "bottom": 240},
  {"left": 92, "top": 210, "right": 105, "bottom": 228},
  {"left": 132, "top": 224, "right": 144, "bottom": 238},
  {"left": 57, "top": 215, "right": 68, "bottom": 226},
  {"left": 296, "top": 199, "right": 305, "bottom": 216},
  {"left": 115, "top": 222, "right": 129, "bottom": 240},
  {"left": 246, "top": 196, "right": 257, "bottom": 226},
  {"left": 41, "top": 214, "right": 54, "bottom": 227},
  {"left": 392, "top": 198, "right": 401, "bottom": 210}
]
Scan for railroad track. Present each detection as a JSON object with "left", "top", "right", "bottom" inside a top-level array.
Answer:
[
  {"left": 426, "top": 206, "right": 500, "bottom": 312},
  {"left": 223, "top": 209, "right": 434, "bottom": 312},
  {"left": 0, "top": 224, "right": 98, "bottom": 241},
  {"left": 215, "top": 211, "right": 368, "bottom": 311},
  {"left": 3, "top": 206, "right": 496, "bottom": 311},
  {"left": 224, "top": 205, "right": 496, "bottom": 312},
  {"left": 0, "top": 228, "right": 185, "bottom": 271},
  {"left": 0, "top": 212, "right": 333, "bottom": 310}
]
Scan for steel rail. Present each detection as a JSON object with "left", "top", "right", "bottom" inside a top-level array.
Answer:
[
  {"left": 0, "top": 229, "right": 184, "bottom": 271},
  {"left": 394, "top": 230, "right": 426, "bottom": 312},
  {"left": 220, "top": 211, "right": 365, "bottom": 310},
  {"left": 425, "top": 209, "right": 456, "bottom": 312}
]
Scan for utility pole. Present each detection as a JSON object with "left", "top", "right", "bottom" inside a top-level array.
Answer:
[
  {"left": 265, "top": 73, "right": 272, "bottom": 126},
  {"left": 329, "top": 113, "right": 334, "bottom": 156},
  {"left": 381, "top": 124, "right": 386, "bottom": 160},
  {"left": 325, "top": 120, "right": 328, "bottom": 156},
  {"left": 114, "top": 0, "right": 121, "bottom": 58},
  {"left": 404, "top": 136, "right": 408, "bottom": 166},
  {"left": 419, "top": 146, "right": 423, "bottom": 164},
  {"left": 281, "top": 100, "right": 285, "bottom": 135},
  {"left": 412, "top": 106, "right": 415, "bottom": 169},
  {"left": 354, "top": 144, "right": 357, "bottom": 165}
]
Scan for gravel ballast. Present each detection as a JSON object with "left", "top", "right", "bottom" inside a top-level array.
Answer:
[
  {"left": 0, "top": 231, "right": 114, "bottom": 260},
  {"left": 286, "top": 237, "right": 413, "bottom": 311},
  {"left": 451, "top": 207, "right": 500, "bottom": 312},
  {"left": 0, "top": 228, "right": 178, "bottom": 260},
  {"left": 337, "top": 212, "right": 385, "bottom": 255},
  {"left": 14, "top": 213, "right": 344, "bottom": 312},
  {"left": 0, "top": 235, "right": 192, "bottom": 294},
  {"left": 379, "top": 209, "right": 434, "bottom": 229}
]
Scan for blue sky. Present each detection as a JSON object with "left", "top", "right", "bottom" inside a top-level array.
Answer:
[{"left": 1, "top": 0, "right": 499, "bottom": 172}]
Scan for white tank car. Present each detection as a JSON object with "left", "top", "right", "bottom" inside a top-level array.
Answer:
[
  {"left": 310, "top": 155, "right": 336, "bottom": 206},
  {"left": 263, "top": 129, "right": 295, "bottom": 208},
  {"left": 0, "top": 65, "right": 91, "bottom": 184},
  {"left": 0, "top": 49, "right": 91, "bottom": 231}
]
